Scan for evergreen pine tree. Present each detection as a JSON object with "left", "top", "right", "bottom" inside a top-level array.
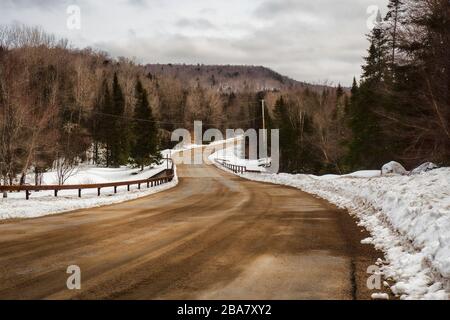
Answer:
[
  {"left": 350, "top": 77, "right": 358, "bottom": 96},
  {"left": 335, "top": 83, "right": 345, "bottom": 118},
  {"left": 131, "top": 79, "right": 161, "bottom": 170},
  {"left": 274, "top": 96, "right": 296, "bottom": 172},
  {"left": 362, "top": 18, "right": 389, "bottom": 84},
  {"left": 346, "top": 20, "right": 391, "bottom": 170},
  {"left": 336, "top": 83, "right": 344, "bottom": 99},
  {"left": 385, "top": 0, "right": 404, "bottom": 67},
  {"left": 92, "top": 77, "right": 113, "bottom": 166},
  {"left": 110, "top": 72, "right": 131, "bottom": 166}
]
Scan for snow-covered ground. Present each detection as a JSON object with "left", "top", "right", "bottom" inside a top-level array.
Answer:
[
  {"left": 210, "top": 144, "right": 450, "bottom": 300},
  {"left": 26, "top": 160, "right": 168, "bottom": 187},
  {"left": 213, "top": 145, "right": 269, "bottom": 172},
  {"left": 0, "top": 150, "right": 179, "bottom": 220}
]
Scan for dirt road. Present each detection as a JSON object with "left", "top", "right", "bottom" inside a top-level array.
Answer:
[{"left": 0, "top": 161, "right": 384, "bottom": 300}]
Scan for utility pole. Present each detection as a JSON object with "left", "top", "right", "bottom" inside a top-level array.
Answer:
[{"left": 261, "top": 99, "right": 268, "bottom": 167}]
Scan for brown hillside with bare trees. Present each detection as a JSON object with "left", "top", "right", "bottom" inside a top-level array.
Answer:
[{"left": 145, "top": 64, "right": 320, "bottom": 93}]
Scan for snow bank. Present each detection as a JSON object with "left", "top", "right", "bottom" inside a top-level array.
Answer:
[
  {"left": 410, "top": 162, "right": 439, "bottom": 175},
  {"left": 382, "top": 161, "right": 407, "bottom": 175},
  {"left": 210, "top": 146, "right": 450, "bottom": 300},
  {"left": 0, "top": 153, "right": 179, "bottom": 220}
]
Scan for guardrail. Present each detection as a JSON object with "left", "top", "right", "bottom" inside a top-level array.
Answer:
[
  {"left": 215, "top": 159, "right": 246, "bottom": 174},
  {"left": 214, "top": 158, "right": 266, "bottom": 175},
  {"left": 0, "top": 161, "right": 175, "bottom": 200},
  {"left": 215, "top": 158, "right": 260, "bottom": 174}
]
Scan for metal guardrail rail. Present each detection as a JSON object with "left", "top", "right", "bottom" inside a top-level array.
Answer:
[
  {"left": 0, "top": 161, "right": 175, "bottom": 200},
  {"left": 215, "top": 159, "right": 246, "bottom": 174},
  {"left": 214, "top": 158, "right": 263, "bottom": 174}
]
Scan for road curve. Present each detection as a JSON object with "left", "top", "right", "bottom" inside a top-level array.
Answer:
[{"left": 0, "top": 161, "right": 384, "bottom": 300}]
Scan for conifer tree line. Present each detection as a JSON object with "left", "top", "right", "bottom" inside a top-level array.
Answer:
[
  {"left": 271, "top": 0, "right": 449, "bottom": 173},
  {"left": 346, "top": 0, "right": 449, "bottom": 170},
  {"left": 91, "top": 73, "right": 161, "bottom": 169}
]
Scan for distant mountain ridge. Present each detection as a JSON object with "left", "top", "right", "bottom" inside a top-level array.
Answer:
[{"left": 145, "top": 64, "right": 315, "bottom": 92}]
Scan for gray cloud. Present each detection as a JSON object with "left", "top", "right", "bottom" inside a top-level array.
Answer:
[
  {"left": 254, "top": 0, "right": 372, "bottom": 21},
  {"left": 175, "top": 18, "right": 217, "bottom": 30},
  {"left": 1, "top": 0, "right": 70, "bottom": 9},
  {"left": 0, "top": 0, "right": 389, "bottom": 86},
  {"left": 127, "top": 0, "right": 148, "bottom": 7}
]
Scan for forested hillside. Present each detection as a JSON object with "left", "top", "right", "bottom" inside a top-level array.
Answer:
[
  {"left": 1, "top": 0, "right": 448, "bottom": 187},
  {"left": 145, "top": 64, "right": 314, "bottom": 92},
  {"left": 0, "top": 24, "right": 346, "bottom": 186}
]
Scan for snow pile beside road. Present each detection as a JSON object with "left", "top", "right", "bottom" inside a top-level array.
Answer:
[
  {"left": 210, "top": 148, "right": 450, "bottom": 299},
  {"left": 244, "top": 169, "right": 450, "bottom": 300},
  {"left": 381, "top": 161, "right": 408, "bottom": 175}
]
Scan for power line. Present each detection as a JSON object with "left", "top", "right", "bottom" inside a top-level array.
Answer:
[
  {"left": 4, "top": 108, "right": 263, "bottom": 130},
  {"left": 90, "top": 111, "right": 262, "bottom": 126},
  {"left": 6, "top": 112, "right": 263, "bottom": 131}
]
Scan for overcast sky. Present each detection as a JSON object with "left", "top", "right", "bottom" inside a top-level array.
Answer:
[{"left": 0, "top": 0, "right": 388, "bottom": 86}]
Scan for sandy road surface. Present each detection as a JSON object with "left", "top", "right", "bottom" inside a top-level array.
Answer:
[{"left": 0, "top": 161, "right": 385, "bottom": 299}]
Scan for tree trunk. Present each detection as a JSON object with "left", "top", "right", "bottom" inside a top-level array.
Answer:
[
  {"left": 94, "top": 141, "right": 99, "bottom": 165},
  {"left": 19, "top": 173, "right": 25, "bottom": 186},
  {"left": 35, "top": 169, "right": 38, "bottom": 186}
]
